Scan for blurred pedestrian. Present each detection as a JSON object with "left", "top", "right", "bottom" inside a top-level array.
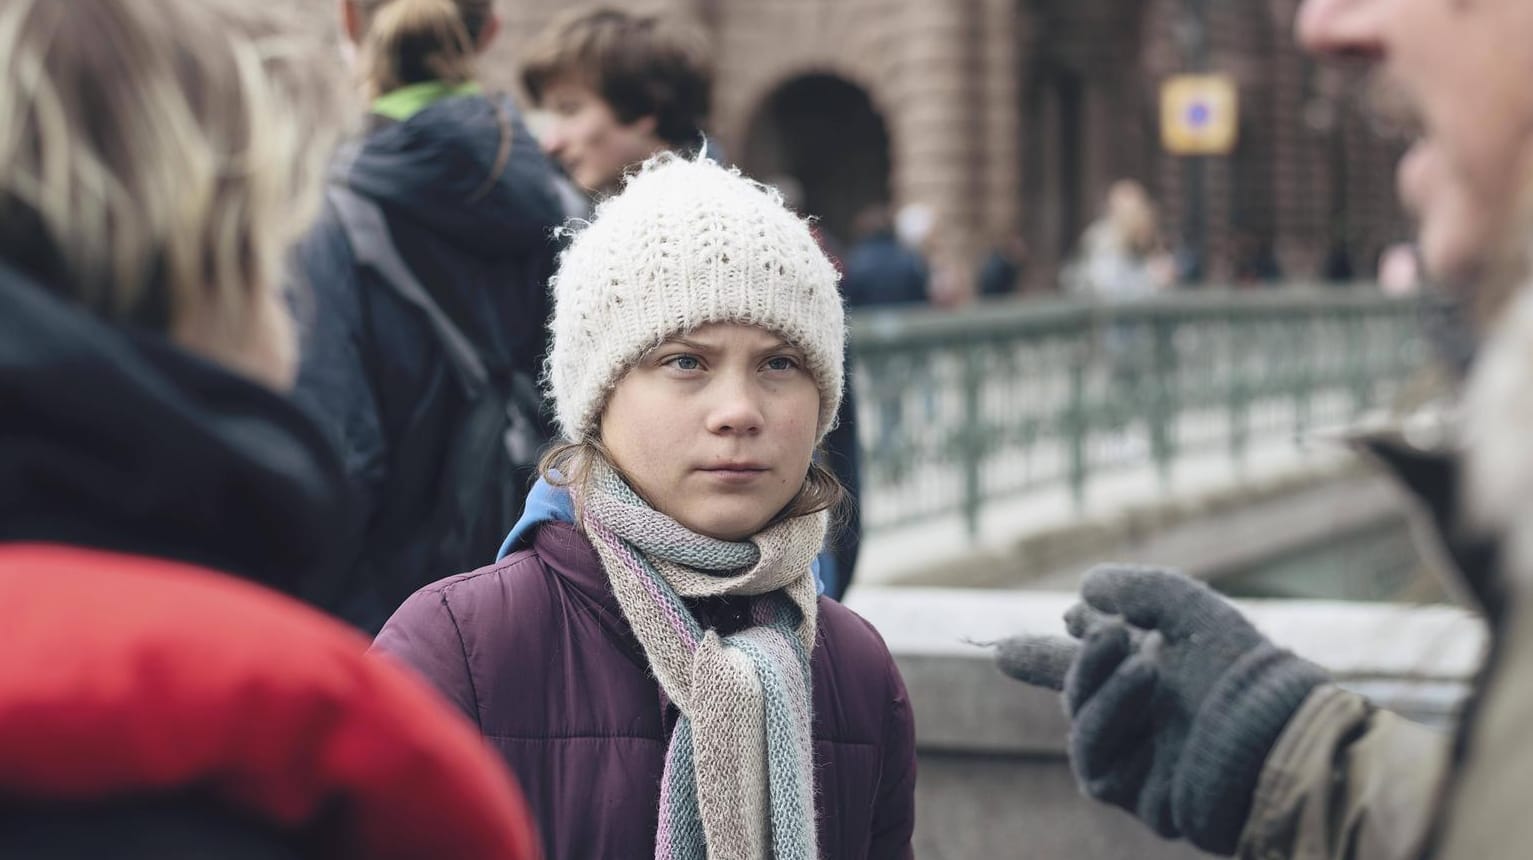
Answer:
[
  {"left": 996, "top": 0, "right": 1533, "bottom": 856},
  {"left": 978, "top": 229, "right": 1030, "bottom": 298},
  {"left": 846, "top": 203, "right": 937, "bottom": 473},
  {"left": 0, "top": 2, "right": 540, "bottom": 856},
  {"left": 1234, "top": 231, "right": 1284, "bottom": 286},
  {"left": 1067, "top": 179, "right": 1173, "bottom": 301},
  {"left": 291, "top": 0, "right": 566, "bottom": 633},
  {"left": 1067, "top": 180, "right": 1171, "bottom": 410},
  {"left": 1324, "top": 235, "right": 1358, "bottom": 283},
  {"left": 374, "top": 156, "right": 916, "bottom": 859},
  {"left": 844, "top": 204, "right": 930, "bottom": 308},
  {"left": 522, "top": 8, "right": 867, "bottom": 598}
]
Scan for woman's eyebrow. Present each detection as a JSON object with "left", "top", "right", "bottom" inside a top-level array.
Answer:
[
  {"left": 655, "top": 337, "right": 800, "bottom": 354},
  {"left": 659, "top": 337, "right": 715, "bottom": 352}
]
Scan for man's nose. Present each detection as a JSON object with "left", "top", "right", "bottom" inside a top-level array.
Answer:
[
  {"left": 1296, "top": 0, "right": 1388, "bottom": 58},
  {"left": 539, "top": 122, "right": 569, "bottom": 157}
]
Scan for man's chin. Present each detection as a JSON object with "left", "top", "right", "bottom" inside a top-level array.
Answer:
[
  {"left": 1419, "top": 222, "right": 1533, "bottom": 342},
  {"left": 1417, "top": 219, "right": 1494, "bottom": 298},
  {"left": 1419, "top": 254, "right": 1481, "bottom": 300}
]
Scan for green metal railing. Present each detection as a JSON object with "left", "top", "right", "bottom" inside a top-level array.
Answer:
[{"left": 849, "top": 288, "right": 1429, "bottom": 536}]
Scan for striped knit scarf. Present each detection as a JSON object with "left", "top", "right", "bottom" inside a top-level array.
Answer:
[{"left": 579, "top": 462, "right": 824, "bottom": 860}]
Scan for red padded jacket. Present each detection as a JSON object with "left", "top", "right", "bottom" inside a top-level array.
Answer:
[{"left": 0, "top": 543, "right": 542, "bottom": 860}]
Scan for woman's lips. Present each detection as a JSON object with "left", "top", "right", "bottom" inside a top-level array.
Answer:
[{"left": 698, "top": 466, "right": 769, "bottom": 484}]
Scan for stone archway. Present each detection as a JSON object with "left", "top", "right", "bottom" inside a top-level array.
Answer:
[{"left": 740, "top": 73, "right": 892, "bottom": 248}]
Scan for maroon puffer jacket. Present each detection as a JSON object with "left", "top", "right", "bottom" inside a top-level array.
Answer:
[{"left": 373, "top": 521, "right": 916, "bottom": 859}]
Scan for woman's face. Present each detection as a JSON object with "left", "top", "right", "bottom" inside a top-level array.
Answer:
[{"left": 599, "top": 322, "right": 821, "bottom": 541}]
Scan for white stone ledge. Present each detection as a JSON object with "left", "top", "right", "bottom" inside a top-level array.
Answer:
[{"left": 845, "top": 587, "right": 1487, "bottom": 753}]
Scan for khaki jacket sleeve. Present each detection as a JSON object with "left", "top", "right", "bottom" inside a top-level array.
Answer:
[
  {"left": 1236, "top": 684, "right": 1450, "bottom": 860},
  {"left": 1429, "top": 602, "right": 1533, "bottom": 859}
]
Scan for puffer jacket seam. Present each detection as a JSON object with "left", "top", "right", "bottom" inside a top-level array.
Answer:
[{"left": 440, "top": 589, "right": 484, "bottom": 731}]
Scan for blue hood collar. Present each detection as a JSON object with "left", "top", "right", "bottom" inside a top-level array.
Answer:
[
  {"left": 498, "top": 477, "right": 826, "bottom": 594},
  {"left": 498, "top": 477, "right": 575, "bottom": 560}
]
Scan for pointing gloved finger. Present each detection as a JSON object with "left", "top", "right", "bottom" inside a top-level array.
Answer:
[
  {"left": 1075, "top": 725, "right": 1156, "bottom": 814},
  {"left": 1065, "top": 623, "right": 1135, "bottom": 715},
  {"left": 1069, "top": 654, "right": 1159, "bottom": 811},
  {"left": 1132, "top": 722, "right": 1182, "bottom": 841},
  {"left": 994, "top": 635, "right": 1079, "bottom": 691}
]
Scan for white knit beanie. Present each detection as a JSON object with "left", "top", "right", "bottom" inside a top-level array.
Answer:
[{"left": 546, "top": 154, "right": 845, "bottom": 442}]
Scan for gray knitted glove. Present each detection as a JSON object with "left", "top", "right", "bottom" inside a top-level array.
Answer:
[{"left": 995, "top": 565, "right": 1329, "bottom": 856}]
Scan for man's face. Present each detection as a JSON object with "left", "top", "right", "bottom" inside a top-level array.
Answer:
[
  {"left": 1299, "top": 0, "right": 1533, "bottom": 288},
  {"left": 534, "top": 79, "right": 665, "bottom": 194}
]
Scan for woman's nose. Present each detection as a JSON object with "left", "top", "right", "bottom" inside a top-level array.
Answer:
[
  {"left": 705, "top": 377, "right": 766, "bottom": 436},
  {"left": 1296, "top": 0, "right": 1388, "bottom": 58}
]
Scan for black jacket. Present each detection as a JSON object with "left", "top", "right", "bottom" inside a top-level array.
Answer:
[
  {"left": 843, "top": 230, "right": 929, "bottom": 308},
  {"left": 2, "top": 797, "right": 300, "bottom": 859},
  {"left": 290, "top": 93, "right": 565, "bottom": 631},
  {"left": 0, "top": 261, "right": 346, "bottom": 602}
]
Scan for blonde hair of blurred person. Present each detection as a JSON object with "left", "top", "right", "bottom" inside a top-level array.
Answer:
[
  {"left": 1105, "top": 180, "right": 1161, "bottom": 259},
  {"left": 0, "top": 2, "right": 546, "bottom": 857},
  {"left": 520, "top": 6, "right": 713, "bottom": 193},
  {"left": 0, "top": 0, "right": 346, "bottom": 389},
  {"left": 1072, "top": 179, "right": 1172, "bottom": 299},
  {"left": 342, "top": 0, "right": 499, "bottom": 99}
]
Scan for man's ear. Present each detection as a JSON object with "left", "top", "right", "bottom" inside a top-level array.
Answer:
[
  {"left": 628, "top": 113, "right": 660, "bottom": 142},
  {"left": 477, "top": 12, "right": 501, "bottom": 53},
  {"left": 339, "top": 0, "right": 364, "bottom": 44}
]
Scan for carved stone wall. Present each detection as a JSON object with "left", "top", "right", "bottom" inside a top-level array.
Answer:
[{"left": 298, "top": 0, "right": 1407, "bottom": 289}]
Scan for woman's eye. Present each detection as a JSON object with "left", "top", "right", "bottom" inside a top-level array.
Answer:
[
  {"left": 764, "top": 356, "right": 800, "bottom": 372},
  {"left": 665, "top": 355, "right": 702, "bottom": 371}
]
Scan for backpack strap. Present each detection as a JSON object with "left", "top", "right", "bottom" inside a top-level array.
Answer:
[{"left": 325, "top": 184, "right": 488, "bottom": 400}]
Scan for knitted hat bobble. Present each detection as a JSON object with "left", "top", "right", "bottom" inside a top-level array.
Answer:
[{"left": 545, "top": 154, "right": 846, "bottom": 443}]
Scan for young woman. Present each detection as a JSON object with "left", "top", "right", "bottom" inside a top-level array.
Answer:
[
  {"left": 292, "top": 0, "right": 566, "bottom": 632},
  {"left": 519, "top": 6, "right": 868, "bottom": 599},
  {"left": 0, "top": 1, "right": 537, "bottom": 856},
  {"left": 374, "top": 156, "right": 917, "bottom": 858}
]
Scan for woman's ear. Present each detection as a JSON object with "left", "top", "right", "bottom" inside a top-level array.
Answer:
[{"left": 476, "top": 13, "right": 501, "bottom": 53}]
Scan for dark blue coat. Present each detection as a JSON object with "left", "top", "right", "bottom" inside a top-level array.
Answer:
[
  {"left": 290, "top": 94, "right": 565, "bottom": 631},
  {"left": 843, "top": 230, "right": 929, "bottom": 308}
]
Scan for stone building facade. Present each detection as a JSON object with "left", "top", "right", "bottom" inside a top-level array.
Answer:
[{"left": 312, "top": 0, "right": 1410, "bottom": 290}]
